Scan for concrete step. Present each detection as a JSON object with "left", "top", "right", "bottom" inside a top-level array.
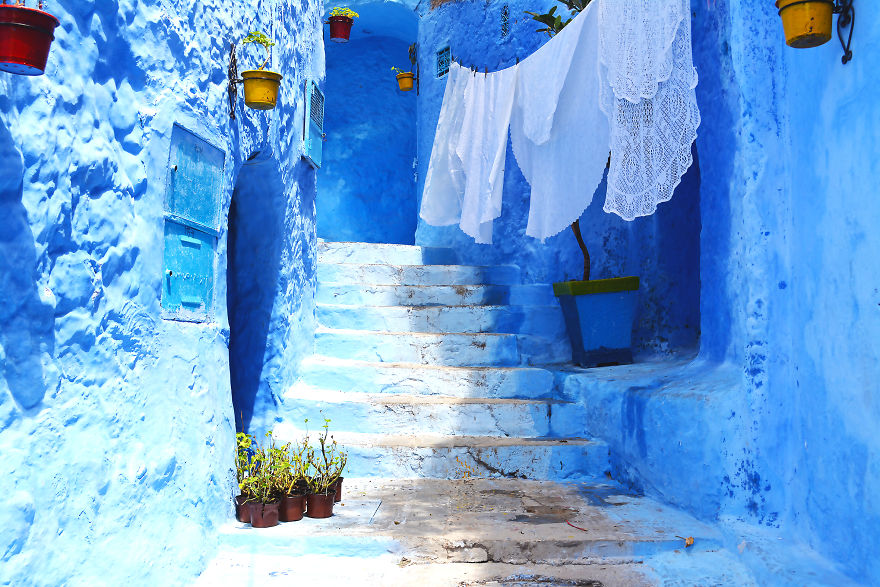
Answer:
[
  {"left": 318, "top": 263, "right": 521, "bottom": 286},
  {"left": 271, "top": 427, "right": 611, "bottom": 481},
  {"left": 316, "top": 283, "right": 558, "bottom": 307},
  {"left": 318, "top": 241, "right": 457, "bottom": 265},
  {"left": 202, "top": 478, "right": 742, "bottom": 586},
  {"left": 296, "top": 357, "right": 563, "bottom": 400},
  {"left": 314, "top": 328, "right": 521, "bottom": 366},
  {"left": 282, "top": 386, "right": 588, "bottom": 438},
  {"left": 316, "top": 303, "right": 567, "bottom": 338},
  {"left": 314, "top": 328, "right": 568, "bottom": 366}
]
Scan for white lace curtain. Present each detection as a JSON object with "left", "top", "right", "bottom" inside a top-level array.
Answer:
[{"left": 599, "top": 0, "right": 700, "bottom": 221}]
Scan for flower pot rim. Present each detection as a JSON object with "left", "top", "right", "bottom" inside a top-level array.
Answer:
[
  {"left": 241, "top": 69, "right": 283, "bottom": 81},
  {"left": 775, "top": 0, "right": 833, "bottom": 13},
  {"left": 553, "top": 276, "right": 640, "bottom": 297},
  {"left": 328, "top": 15, "right": 354, "bottom": 22},
  {"left": 0, "top": 4, "right": 60, "bottom": 25},
  {"left": 396, "top": 72, "right": 414, "bottom": 79}
]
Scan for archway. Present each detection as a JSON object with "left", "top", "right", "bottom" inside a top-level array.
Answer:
[
  {"left": 227, "top": 154, "right": 285, "bottom": 433},
  {"left": 317, "top": 3, "right": 419, "bottom": 244}
]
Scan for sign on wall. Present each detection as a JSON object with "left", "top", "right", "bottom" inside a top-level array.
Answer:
[{"left": 161, "top": 124, "right": 226, "bottom": 322}]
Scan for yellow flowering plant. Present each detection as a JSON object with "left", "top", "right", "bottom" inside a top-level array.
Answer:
[{"left": 330, "top": 7, "right": 359, "bottom": 19}]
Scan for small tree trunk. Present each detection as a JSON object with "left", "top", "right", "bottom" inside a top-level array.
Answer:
[{"left": 570, "top": 220, "right": 590, "bottom": 281}]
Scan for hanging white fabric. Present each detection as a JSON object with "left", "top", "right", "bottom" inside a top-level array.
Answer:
[
  {"left": 509, "top": 3, "right": 609, "bottom": 241},
  {"left": 457, "top": 65, "right": 518, "bottom": 244},
  {"left": 420, "top": 63, "right": 471, "bottom": 229},
  {"left": 420, "top": 63, "right": 518, "bottom": 244},
  {"left": 598, "top": 0, "right": 700, "bottom": 220}
]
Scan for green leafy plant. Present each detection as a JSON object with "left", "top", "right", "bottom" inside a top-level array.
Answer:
[
  {"left": 279, "top": 434, "right": 310, "bottom": 496},
  {"left": 305, "top": 415, "right": 348, "bottom": 496},
  {"left": 391, "top": 66, "right": 409, "bottom": 76},
  {"left": 236, "top": 432, "right": 257, "bottom": 500},
  {"left": 329, "top": 7, "right": 359, "bottom": 19},
  {"left": 241, "top": 31, "right": 275, "bottom": 71},
  {"left": 525, "top": 0, "right": 591, "bottom": 37}
]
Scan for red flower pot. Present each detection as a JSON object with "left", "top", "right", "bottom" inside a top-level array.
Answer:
[
  {"left": 328, "top": 16, "right": 353, "bottom": 43},
  {"left": 306, "top": 492, "right": 335, "bottom": 518},
  {"left": 332, "top": 477, "right": 343, "bottom": 503},
  {"left": 279, "top": 494, "right": 305, "bottom": 522},
  {"left": 0, "top": 5, "right": 60, "bottom": 76},
  {"left": 234, "top": 494, "right": 250, "bottom": 523},
  {"left": 247, "top": 501, "right": 280, "bottom": 528}
]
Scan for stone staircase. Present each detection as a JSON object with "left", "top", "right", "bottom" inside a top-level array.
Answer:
[{"left": 280, "top": 240, "right": 610, "bottom": 482}]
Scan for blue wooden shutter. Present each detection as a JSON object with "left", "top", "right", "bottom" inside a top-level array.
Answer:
[{"left": 303, "top": 80, "right": 325, "bottom": 169}]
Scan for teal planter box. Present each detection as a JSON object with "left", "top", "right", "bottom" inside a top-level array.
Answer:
[{"left": 553, "top": 277, "right": 639, "bottom": 367}]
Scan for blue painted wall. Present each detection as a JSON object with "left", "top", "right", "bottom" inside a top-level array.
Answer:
[
  {"left": 563, "top": 1, "right": 880, "bottom": 583},
  {"left": 414, "top": 0, "right": 701, "bottom": 354},
  {"left": 318, "top": 33, "right": 418, "bottom": 244},
  {"left": 0, "top": 0, "right": 322, "bottom": 583}
]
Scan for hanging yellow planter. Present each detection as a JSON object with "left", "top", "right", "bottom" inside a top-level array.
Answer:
[
  {"left": 396, "top": 72, "right": 415, "bottom": 92},
  {"left": 241, "top": 70, "right": 283, "bottom": 110},
  {"left": 776, "top": 0, "right": 833, "bottom": 48}
]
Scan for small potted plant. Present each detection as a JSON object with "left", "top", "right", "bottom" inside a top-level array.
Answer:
[
  {"left": 774, "top": 0, "right": 833, "bottom": 48},
  {"left": 241, "top": 433, "right": 281, "bottom": 528},
  {"left": 553, "top": 219, "right": 639, "bottom": 368},
  {"left": 391, "top": 67, "right": 414, "bottom": 92},
  {"left": 277, "top": 437, "right": 310, "bottom": 522},
  {"left": 327, "top": 7, "right": 358, "bottom": 43},
  {"left": 0, "top": 0, "right": 60, "bottom": 76},
  {"left": 304, "top": 417, "right": 346, "bottom": 518},
  {"left": 240, "top": 31, "right": 283, "bottom": 110}
]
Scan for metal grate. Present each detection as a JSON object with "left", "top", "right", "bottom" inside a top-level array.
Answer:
[
  {"left": 501, "top": 5, "right": 510, "bottom": 37},
  {"left": 436, "top": 46, "right": 450, "bottom": 78},
  {"left": 310, "top": 84, "right": 324, "bottom": 130}
]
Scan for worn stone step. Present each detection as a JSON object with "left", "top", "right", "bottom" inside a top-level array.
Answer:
[
  {"left": 316, "top": 283, "right": 558, "bottom": 307},
  {"left": 318, "top": 263, "right": 521, "bottom": 286},
  {"left": 318, "top": 241, "right": 458, "bottom": 265},
  {"left": 282, "top": 386, "right": 588, "bottom": 438},
  {"left": 271, "top": 427, "right": 610, "bottom": 481},
  {"left": 296, "top": 357, "right": 563, "bottom": 400},
  {"left": 206, "top": 478, "right": 730, "bottom": 574},
  {"left": 314, "top": 328, "right": 522, "bottom": 367},
  {"left": 315, "top": 304, "right": 566, "bottom": 338},
  {"left": 314, "top": 328, "right": 568, "bottom": 367}
]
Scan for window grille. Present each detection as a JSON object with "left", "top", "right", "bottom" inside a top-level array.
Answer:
[
  {"left": 436, "top": 46, "right": 451, "bottom": 78},
  {"left": 501, "top": 5, "right": 510, "bottom": 38}
]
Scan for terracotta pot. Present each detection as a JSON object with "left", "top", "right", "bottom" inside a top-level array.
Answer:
[
  {"left": 279, "top": 494, "right": 305, "bottom": 522},
  {"left": 332, "top": 477, "right": 344, "bottom": 503},
  {"left": 0, "top": 5, "right": 60, "bottom": 76},
  {"left": 328, "top": 16, "right": 353, "bottom": 43},
  {"left": 248, "top": 500, "right": 280, "bottom": 528},
  {"left": 306, "top": 492, "right": 335, "bottom": 518},
  {"left": 234, "top": 494, "right": 251, "bottom": 523}
]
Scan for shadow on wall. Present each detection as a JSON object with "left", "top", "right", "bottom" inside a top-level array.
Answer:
[
  {"left": 0, "top": 121, "right": 56, "bottom": 411},
  {"left": 227, "top": 153, "right": 285, "bottom": 432}
]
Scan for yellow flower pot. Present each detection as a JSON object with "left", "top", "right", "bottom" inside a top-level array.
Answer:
[
  {"left": 776, "top": 0, "right": 833, "bottom": 49},
  {"left": 396, "top": 72, "right": 414, "bottom": 92},
  {"left": 241, "top": 70, "right": 283, "bottom": 110}
]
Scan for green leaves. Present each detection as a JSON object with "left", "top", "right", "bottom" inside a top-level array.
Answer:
[
  {"left": 241, "top": 31, "right": 275, "bottom": 71},
  {"left": 524, "top": 0, "right": 591, "bottom": 37}
]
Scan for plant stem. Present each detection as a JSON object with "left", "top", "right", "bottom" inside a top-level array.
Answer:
[{"left": 570, "top": 219, "right": 590, "bottom": 281}]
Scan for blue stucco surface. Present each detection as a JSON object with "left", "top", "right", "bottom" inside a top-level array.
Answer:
[
  {"left": 318, "top": 6, "right": 419, "bottom": 245},
  {"left": 556, "top": 1, "right": 880, "bottom": 583},
  {"left": 1, "top": 0, "right": 878, "bottom": 584},
  {"left": 0, "top": 0, "right": 322, "bottom": 583}
]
